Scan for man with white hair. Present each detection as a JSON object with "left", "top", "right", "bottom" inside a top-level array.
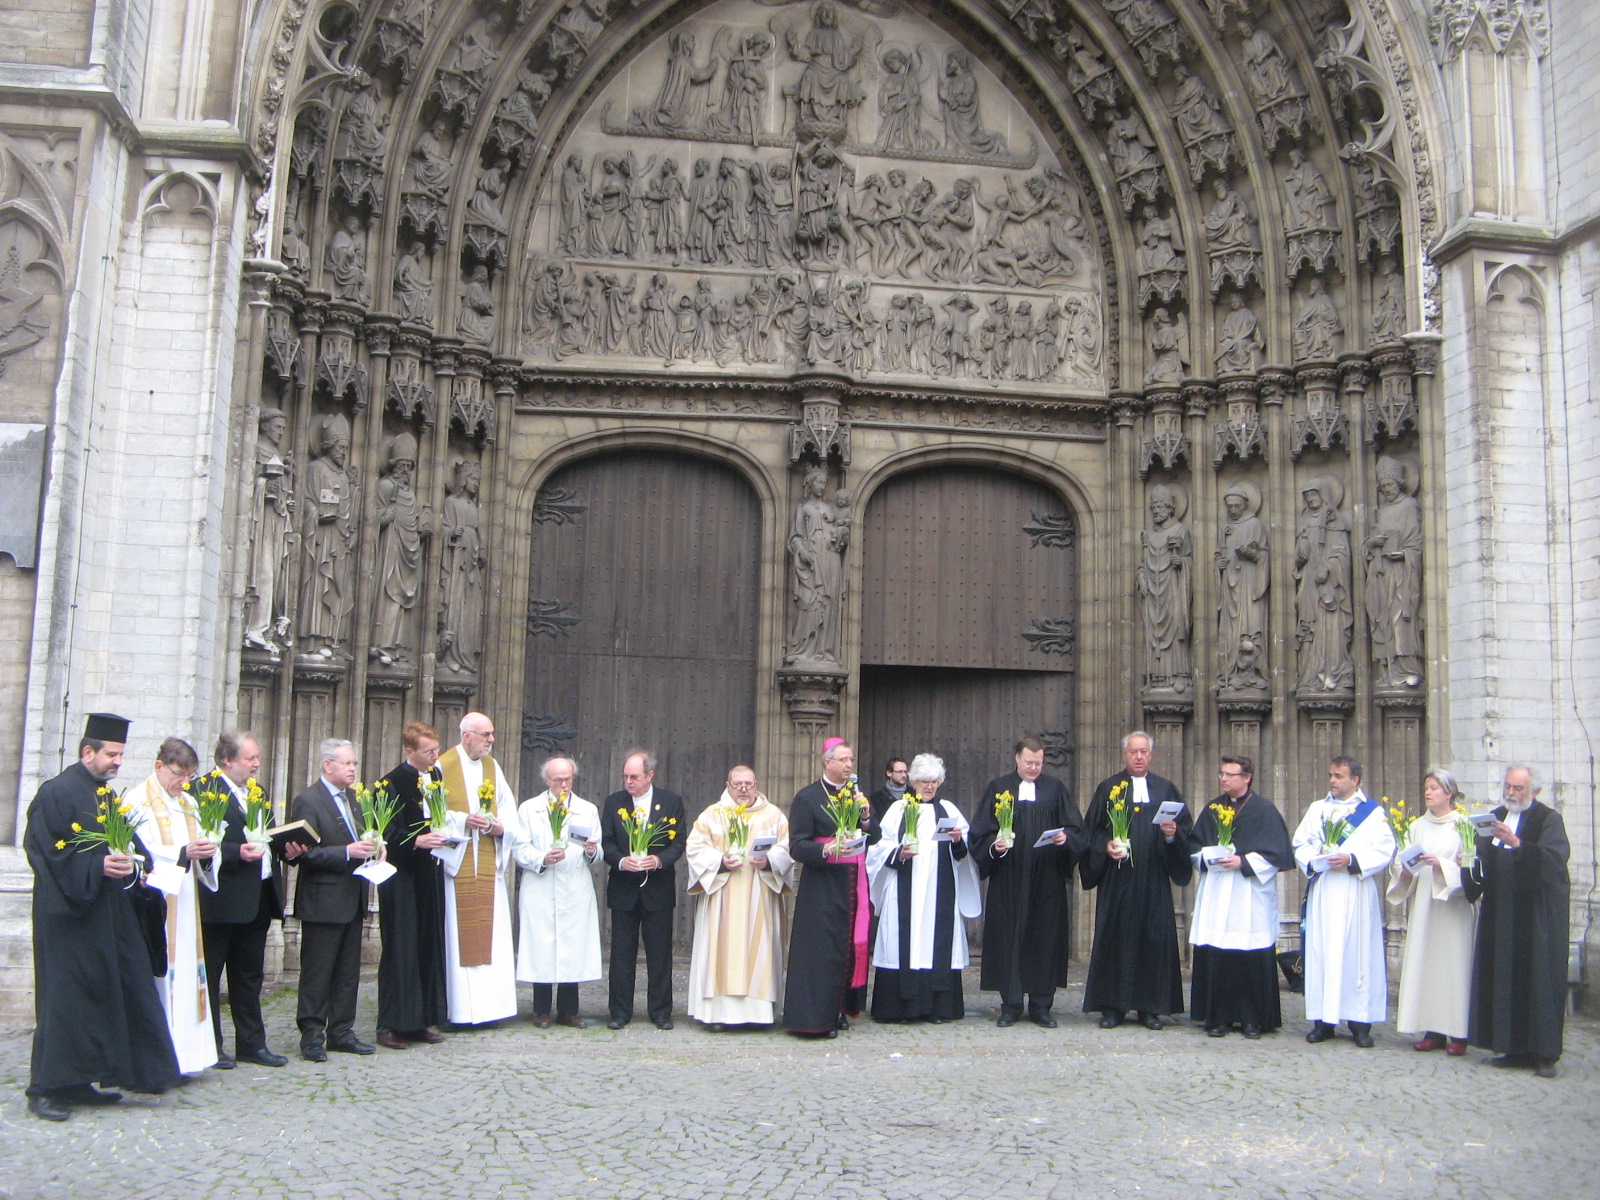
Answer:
[
  {"left": 1464, "top": 764, "right": 1570, "bottom": 1078},
  {"left": 435, "top": 712, "right": 518, "bottom": 1026},
  {"left": 1081, "top": 731, "right": 1194, "bottom": 1030},
  {"left": 511, "top": 756, "right": 602, "bottom": 1028}
]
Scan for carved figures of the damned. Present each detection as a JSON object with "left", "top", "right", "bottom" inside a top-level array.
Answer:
[
  {"left": 1215, "top": 480, "right": 1269, "bottom": 692},
  {"left": 1138, "top": 484, "right": 1193, "bottom": 692},
  {"left": 298, "top": 413, "right": 359, "bottom": 658},
  {"left": 438, "top": 458, "right": 487, "bottom": 677},
  {"left": 243, "top": 407, "right": 294, "bottom": 654},
  {"left": 1293, "top": 475, "right": 1354, "bottom": 693},
  {"left": 785, "top": 466, "right": 850, "bottom": 665},
  {"left": 371, "top": 432, "right": 431, "bottom": 669},
  {"left": 1364, "top": 455, "right": 1424, "bottom": 688}
]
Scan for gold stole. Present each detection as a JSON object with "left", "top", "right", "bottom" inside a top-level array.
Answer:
[
  {"left": 439, "top": 747, "right": 497, "bottom": 968},
  {"left": 708, "top": 801, "right": 782, "bottom": 1001},
  {"left": 144, "top": 778, "right": 209, "bottom": 1023}
]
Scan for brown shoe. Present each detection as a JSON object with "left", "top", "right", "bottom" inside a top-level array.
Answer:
[
  {"left": 413, "top": 1028, "right": 445, "bottom": 1044},
  {"left": 531, "top": 1014, "right": 553, "bottom": 1028},
  {"left": 1446, "top": 1039, "right": 1468, "bottom": 1057},
  {"left": 555, "top": 1014, "right": 587, "bottom": 1029},
  {"left": 376, "top": 1030, "right": 409, "bottom": 1051},
  {"left": 1413, "top": 1035, "right": 1445, "bottom": 1052}
]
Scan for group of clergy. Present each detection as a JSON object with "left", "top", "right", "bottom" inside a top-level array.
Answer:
[{"left": 23, "top": 713, "right": 1572, "bottom": 1121}]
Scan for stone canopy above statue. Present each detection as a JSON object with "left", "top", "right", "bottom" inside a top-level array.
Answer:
[{"left": 519, "top": 0, "right": 1103, "bottom": 395}]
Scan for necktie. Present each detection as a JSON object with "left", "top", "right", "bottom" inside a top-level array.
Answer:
[{"left": 336, "top": 789, "right": 357, "bottom": 838}]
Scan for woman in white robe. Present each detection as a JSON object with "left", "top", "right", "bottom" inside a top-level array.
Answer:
[
  {"left": 510, "top": 759, "right": 602, "bottom": 1028},
  {"left": 867, "top": 753, "right": 981, "bottom": 1023},
  {"left": 684, "top": 772, "right": 797, "bottom": 1028},
  {"left": 129, "top": 739, "right": 219, "bottom": 1075},
  {"left": 1388, "top": 768, "right": 1476, "bottom": 1053}
]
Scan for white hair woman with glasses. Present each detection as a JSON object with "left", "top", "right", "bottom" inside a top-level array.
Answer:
[{"left": 866, "top": 753, "right": 981, "bottom": 1023}]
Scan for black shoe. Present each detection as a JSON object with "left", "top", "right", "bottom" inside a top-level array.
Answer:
[
  {"left": 61, "top": 1084, "right": 122, "bottom": 1106},
  {"left": 301, "top": 1043, "right": 328, "bottom": 1063},
  {"left": 606, "top": 1017, "right": 628, "bottom": 1030},
  {"left": 996, "top": 1010, "right": 1020, "bottom": 1028},
  {"left": 1534, "top": 1060, "right": 1558, "bottom": 1078},
  {"left": 1241, "top": 1024, "right": 1262, "bottom": 1040},
  {"left": 239, "top": 1048, "right": 288, "bottom": 1067},
  {"left": 1485, "top": 1053, "right": 1532, "bottom": 1068},
  {"left": 1207, "top": 1025, "right": 1228, "bottom": 1038},
  {"left": 329, "top": 1037, "right": 376, "bottom": 1055},
  {"left": 1305, "top": 1021, "right": 1335, "bottom": 1044},
  {"left": 653, "top": 1018, "right": 674, "bottom": 1031},
  {"left": 1349, "top": 1023, "right": 1375, "bottom": 1049},
  {"left": 928, "top": 1015, "right": 949, "bottom": 1024},
  {"left": 836, "top": 1013, "right": 850, "bottom": 1031},
  {"left": 1098, "top": 1010, "right": 1124, "bottom": 1029},
  {"left": 29, "top": 1093, "right": 71, "bottom": 1122},
  {"left": 213, "top": 1051, "right": 236, "bottom": 1070},
  {"left": 1139, "top": 1012, "right": 1164, "bottom": 1031},
  {"left": 1029, "top": 1011, "right": 1058, "bottom": 1029}
]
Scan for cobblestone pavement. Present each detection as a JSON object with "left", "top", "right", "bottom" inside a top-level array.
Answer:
[{"left": 2, "top": 963, "right": 1595, "bottom": 1200}]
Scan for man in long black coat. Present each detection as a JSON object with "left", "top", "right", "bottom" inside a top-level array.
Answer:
[
  {"left": 1080, "top": 730, "right": 1194, "bottom": 1029},
  {"left": 783, "top": 740, "right": 879, "bottom": 1036},
  {"left": 970, "top": 736, "right": 1085, "bottom": 1027},
  {"left": 375, "top": 721, "right": 451, "bottom": 1049},
  {"left": 25, "top": 713, "right": 182, "bottom": 1121},
  {"left": 1464, "top": 764, "right": 1570, "bottom": 1078}
]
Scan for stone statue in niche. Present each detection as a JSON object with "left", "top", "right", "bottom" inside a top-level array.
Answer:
[
  {"left": 1214, "top": 479, "right": 1269, "bottom": 692},
  {"left": 628, "top": 29, "right": 723, "bottom": 133},
  {"left": 468, "top": 157, "right": 511, "bottom": 234},
  {"left": 408, "top": 118, "right": 453, "bottom": 195},
  {"left": 280, "top": 205, "right": 311, "bottom": 277},
  {"left": 298, "top": 413, "right": 359, "bottom": 659},
  {"left": 1282, "top": 148, "right": 1333, "bottom": 233},
  {"left": 706, "top": 32, "right": 773, "bottom": 143},
  {"left": 439, "top": 11, "right": 502, "bottom": 89},
  {"left": 438, "top": 457, "right": 487, "bottom": 677},
  {"left": 394, "top": 240, "right": 434, "bottom": 324},
  {"left": 876, "top": 45, "right": 935, "bottom": 152},
  {"left": 457, "top": 264, "right": 495, "bottom": 343},
  {"left": 338, "top": 72, "right": 388, "bottom": 166},
  {"left": 784, "top": 466, "right": 850, "bottom": 666},
  {"left": 1171, "top": 67, "right": 1232, "bottom": 144},
  {"left": 1202, "top": 179, "right": 1258, "bottom": 254},
  {"left": 783, "top": 0, "right": 868, "bottom": 134},
  {"left": 1371, "top": 256, "right": 1405, "bottom": 342},
  {"left": 557, "top": 153, "right": 590, "bottom": 255},
  {"left": 1364, "top": 455, "right": 1424, "bottom": 689},
  {"left": 1144, "top": 306, "right": 1188, "bottom": 385},
  {"left": 1138, "top": 482, "right": 1193, "bottom": 692},
  {"left": 1238, "top": 22, "right": 1300, "bottom": 105},
  {"left": 326, "top": 212, "right": 370, "bottom": 305},
  {"left": 1137, "top": 204, "right": 1185, "bottom": 307},
  {"left": 793, "top": 140, "right": 854, "bottom": 267},
  {"left": 1292, "top": 276, "right": 1341, "bottom": 360},
  {"left": 1293, "top": 474, "right": 1354, "bottom": 692},
  {"left": 370, "top": 432, "right": 431, "bottom": 669},
  {"left": 938, "top": 48, "right": 1007, "bottom": 157},
  {"left": 243, "top": 406, "right": 295, "bottom": 655},
  {"left": 1215, "top": 293, "right": 1264, "bottom": 373}
]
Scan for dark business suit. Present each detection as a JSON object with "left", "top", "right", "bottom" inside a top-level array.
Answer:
[
  {"left": 601, "top": 788, "right": 686, "bottom": 1024},
  {"left": 197, "top": 770, "right": 286, "bottom": 1057},
  {"left": 289, "top": 780, "right": 369, "bottom": 1050}
]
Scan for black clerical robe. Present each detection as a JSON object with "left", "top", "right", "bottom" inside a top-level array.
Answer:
[
  {"left": 25, "top": 763, "right": 183, "bottom": 1096},
  {"left": 1463, "top": 800, "right": 1570, "bottom": 1062},
  {"left": 970, "top": 772, "right": 1085, "bottom": 1006},
  {"left": 1080, "top": 770, "right": 1194, "bottom": 1016},
  {"left": 376, "top": 761, "right": 449, "bottom": 1034},
  {"left": 782, "top": 779, "right": 879, "bottom": 1033}
]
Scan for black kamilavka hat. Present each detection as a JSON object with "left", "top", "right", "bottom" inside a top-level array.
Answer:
[{"left": 83, "top": 712, "right": 131, "bottom": 743}]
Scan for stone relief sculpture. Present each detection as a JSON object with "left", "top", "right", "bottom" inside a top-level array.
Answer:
[
  {"left": 1364, "top": 455, "right": 1424, "bottom": 689},
  {"left": 298, "top": 413, "right": 359, "bottom": 659},
  {"left": 1144, "top": 306, "right": 1188, "bottom": 385},
  {"left": 1105, "top": 109, "right": 1162, "bottom": 212},
  {"left": 394, "top": 241, "right": 434, "bottom": 324},
  {"left": 1170, "top": 66, "right": 1237, "bottom": 181},
  {"left": 629, "top": 29, "right": 723, "bottom": 132},
  {"left": 1202, "top": 179, "right": 1262, "bottom": 293},
  {"left": 1292, "top": 276, "right": 1341, "bottom": 360},
  {"left": 1215, "top": 479, "right": 1269, "bottom": 692},
  {"left": 242, "top": 407, "right": 294, "bottom": 656},
  {"left": 1136, "top": 204, "right": 1185, "bottom": 308},
  {"left": 1293, "top": 474, "right": 1354, "bottom": 692},
  {"left": 370, "top": 432, "right": 431, "bottom": 669},
  {"left": 877, "top": 45, "right": 935, "bottom": 152},
  {"left": 457, "top": 264, "right": 496, "bottom": 343},
  {"left": 1371, "top": 257, "right": 1405, "bottom": 341},
  {"left": 326, "top": 212, "right": 370, "bottom": 305},
  {"left": 438, "top": 458, "right": 487, "bottom": 676},
  {"left": 1215, "top": 293, "right": 1264, "bottom": 373},
  {"left": 707, "top": 32, "right": 774, "bottom": 143},
  {"left": 784, "top": 1, "right": 868, "bottom": 135},
  {"left": 1138, "top": 483, "right": 1193, "bottom": 692},
  {"left": 938, "top": 49, "right": 1006, "bottom": 156},
  {"left": 1282, "top": 147, "right": 1340, "bottom": 276},
  {"left": 784, "top": 466, "right": 849, "bottom": 666}
]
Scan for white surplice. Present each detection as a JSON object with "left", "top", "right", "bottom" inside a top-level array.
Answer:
[
  {"left": 1291, "top": 790, "right": 1395, "bottom": 1024},
  {"left": 867, "top": 798, "right": 981, "bottom": 970},
  {"left": 509, "top": 790, "right": 602, "bottom": 984},
  {"left": 437, "top": 750, "right": 518, "bottom": 1024},
  {"left": 1189, "top": 847, "right": 1281, "bottom": 950},
  {"left": 131, "top": 775, "right": 220, "bottom": 1074},
  {"left": 1387, "top": 811, "right": 1476, "bottom": 1038}
]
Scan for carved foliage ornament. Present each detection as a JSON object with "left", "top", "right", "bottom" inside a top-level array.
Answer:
[{"left": 1430, "top": 0, "right": 1549, "bottom": 60}]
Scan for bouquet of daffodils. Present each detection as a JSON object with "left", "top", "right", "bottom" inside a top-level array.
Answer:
[
  {"left": 1321, "top": 813, "right": 1351, "bottom": 853},
  {"left": 1454, "top": 804, "right": 1479, "bottom": 868},
  {"left": 1207, "top": 801, "right": 1236, "bottom": 851},
  {"left": 618, "top": 805, "right": 676, "bottom": 859},
  {"left": 411, "top": 777, "right": 451, "bottom": 839},
  {"left": 994, "top": 790, "right": 1016, "bottom": 849},
  {"left": 1107, "top": 780, "right": 1132, "bottom": 863},
  {"left": 1383, "top": 795, "right": 1412, "bottom": 851},
  {"left": 243, "top": 778, "right": 273, "bottom": 848},
  {"left": 352, "top": 781, "right": 399, "bottom": 848},
  {"left": 547, "top": 789, "right": 571, "bottom": 841},
  {"left": 477, "top": 778, "right": 496, "bottom": 817},
  {"left": 822, "top": 778, "right": 865, "bottom": 856},
  {"left": 184, "top": 778, "right": 231, "bottom": 843},
  {"left": 726, "top": 802, "right": 752, "bottom": 860},
  {"left": 67, "top": 786, "right": 144, "bottom": 885},
  {"left": 901, "top": 795, "right": 923, "bottom": 846}
]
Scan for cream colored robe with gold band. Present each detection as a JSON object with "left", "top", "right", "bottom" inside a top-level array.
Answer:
[
  {"left": 435, "top": 746, "right": 518, "bottom": 1025},
  {"left": 131, "top": 774, "right": 220, "bottom": 1074},
  {"left": 1387, "top": 810, "right": 1476, "bottom": 1039},
  {"left": 685, "top": 792, "right": 796, "bottom": 1025}
]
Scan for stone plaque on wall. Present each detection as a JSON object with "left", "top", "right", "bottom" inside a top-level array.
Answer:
[{"left": 0, "top": 424, "right": 46, "bottom": 568}]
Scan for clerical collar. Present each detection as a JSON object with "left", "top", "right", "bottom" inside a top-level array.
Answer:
[
  {"left": 633, "top": 786, "right": 654, "bottom": 811},
  {"left": 1018, "top": 779, "right": 1037, "bottom": 802}
]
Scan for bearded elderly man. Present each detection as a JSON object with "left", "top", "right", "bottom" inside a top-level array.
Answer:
[
  {"left": 435, "top": 712, "right": 519, "bottom": 1027},
  {"left": 685, "top": 765, "right": 797, "bottom": 1030}
]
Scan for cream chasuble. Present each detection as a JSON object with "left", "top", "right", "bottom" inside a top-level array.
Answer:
[{"left": 436, "top": 746, "right": 518, "bottom": 1024}]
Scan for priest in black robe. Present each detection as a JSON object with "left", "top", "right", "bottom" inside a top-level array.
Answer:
[
  {"left": 782, "top": 740, "right": 879, "bottom": 1036},
  {"left": 1080, "top": 730, "right": 1194, "bottom": 1028},
  {"left": 25, "top": 713, "right": 183, "bottom": 1121},
  {"left": 970, "top": 736, "right": 1085, "bottom": 1027},
  {"left": 375, "top": 721, "right": 451, "bottom": 1049},
  {"left": 1463, "top": 764, "right": 1570, "bottom": 1077}
]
